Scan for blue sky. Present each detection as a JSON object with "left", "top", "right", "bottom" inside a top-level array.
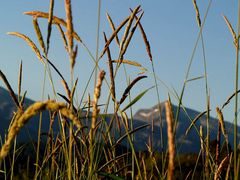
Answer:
[{"left": 0, "top": 1, "right": 239, "bottom": 123}]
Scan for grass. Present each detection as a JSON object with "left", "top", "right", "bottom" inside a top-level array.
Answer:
[{"left": 0, "top": 0, "right": 240, "bottom": 179}]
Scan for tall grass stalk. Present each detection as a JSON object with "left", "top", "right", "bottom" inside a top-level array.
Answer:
[
  {"left": 174, "top": 0, "right": 212, "bottom": 141},
  {"left": 10, "top": 138, "right": 16, "bottom": 180},
  {"left": 34, "top": 64, "right": 47, "bottom": 179},
  {"left": 33, "top": 19, "right": 59, "bottom": 178},
  {"left": 130, "top": 8, "right": 165, "bottom": 176},
  {"left": 94, "top": 0, "right": 102, "bottom": 89},
  {"left": 173, "top": 4, "right": 212, "bottom": 178},
  {"left": 89, "top": 70, "right": 105, "bottom": 178},
  {"left": 234, "top": 0, "right": 240, "bottom": 179},
  {"left": 192, "top": 0, "right": 211, "bottom": 176},
  {"left": 165, "top": 100, "right": 174, "bottom": 180}
]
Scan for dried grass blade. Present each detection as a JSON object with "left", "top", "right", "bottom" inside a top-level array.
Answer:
[
  {"left": 113, "top": 124, "right": 149, "bottom": 148},
  {"left": 138, "top": 67, "right": 148, "bottom": 75},
  {"left": 122, "top": 86, "right": 154, "bottom": 112},
  {"left": 223, "top": 15, "right": 237, "bottom": 45},
  {"left": 121, "top": 111, "right": 129, "bottom": 130},
  {"left": 200, "top": 125, "right": 205, "bottom": 163},
  {"left": 221, "top": 89, "right": 240, "bottom": 109},
  {"left": 214, "top": 155, "right": 229, "bottom": 180},
  {"left": 111, "top": 59, "right": 143, "bottom": 67},
  {"left": 44, "top": 56, "right": 65, "bottom": 81},
  {"left": 130, "top": 8, "right": 152, "bottom": 61},
  {"left": 106, "top": 13, "right": 120, "bottom": 47},
  {"left": 186, "top": 75, "right": 205, "bottom": 82},
  {"left": 141, "top": 156, "right": 147, "bottom": 180},
  {"left": 119, "top": 5, "right": 141, "bottom": 56},
  {"left": 72, "top": 32, "right": 82, "bottom": 43},
  {"left": 103, "top": 32, "right": 116, "bottom": 101},
  {"left": 185, "top": 110, "right": 207, "bottom": 135},
  {"left": 56, "top": 24, "right": 68, "bottom": 51},
  {"left": 24, "top": 11, "right": 66, "bottom": 26},
  {"left": 46, "top": 0, "right": 54, "bottom": 54},
  {"left": 225, "top": 153, "right": 232, "bottom": 180},
  {"left": 216, "top": 107, "right": 228, "bottom": 144},
  {"left": 192, "top": 0, "right": 202, "bottom": 27},
  {"left": 57, "top": 93, "right": 71, "bottom": 104},
  {"left": 0, "top": 70, "right": 19, "bottom": 108},
  {"left": 216, "top": 120, "right": 221, "bottom": 166},
  {"left": 19, "top": 91, "right": 27, "bottom": 107},
  {"left": 18, "top": 61, "right": 23, "bottom": 102},
  {"left": 33, "top": 18, "right": 46, "bottom": 55},
  {"left": 185, "top": 170, "right": 192, "bottom": 180},
  {"left": 121, "top": 87, "right": 150, "bottom": 111},
  {"left": 119, "top": 75, "right": 147, "bottom": 105},
  {"left": 86, "top": 93, "right": 91, "bottom": 117},
  {"left": 72, "top": 45, "right": 78, "bottom": 66},
  {"left": 61, "top": 79, "right": 71, "bottom": 100},
  {"left": 70, "top": 78, "right": 78, "bottom": 103},
  {"left": 57, "top": 93, "right": 77, "bottom": 113},
  {"left": 98, "top": 152, "right": 130, "bottom": 171},
  {"left": 7, "top": 32, "right": 44, "bottom": 63}
]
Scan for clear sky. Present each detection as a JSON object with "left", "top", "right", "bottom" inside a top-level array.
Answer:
[{"left": 0, "top": 1, "right": 239, "bottom": 123}]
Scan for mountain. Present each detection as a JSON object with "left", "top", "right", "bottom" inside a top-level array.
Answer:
[
  {"left": 0, "top": 86, "right": 239, "bottom": 153},
  {"left": 131, "top": 102, "right": 240, "bottom": 153},
  {"left": 0, "top": 86, "right": 60, "bottom": 143}
]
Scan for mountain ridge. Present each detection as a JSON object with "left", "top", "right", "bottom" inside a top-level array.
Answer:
[
  {"left": 0, "top": 86, "right": 60, "bottom": 143},
  {"left": 132, "top": 101, "right": 240, "bottom": 153},
  {"left": 0, "top": 86, "right": 239, "bottom": 153}
]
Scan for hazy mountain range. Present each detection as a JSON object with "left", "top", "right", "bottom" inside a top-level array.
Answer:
[
  {"left": 0, "top": 86, "right": 239, "bottom": 153},
  {"left": 132, "top": 103, "right": 240, "bottom": 153},
  {"left": 0, "top": 87, "right": 61, "bottom": 143}
]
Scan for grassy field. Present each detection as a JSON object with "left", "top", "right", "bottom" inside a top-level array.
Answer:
[{"left": 0, "top": 0, "right": 239, "bottom": 179}]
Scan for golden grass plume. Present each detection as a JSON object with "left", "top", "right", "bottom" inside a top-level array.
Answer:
[
  {"left": 120, "top": 12, "right": 144, "bottom": 60},
  {"left": 111, "top": 59, "right": 143, "bottom": 68},
  {"left": 216, "top": 107, "right": 227, "bottom": 137},
  {"left": 106, "top": 13, "right": 120, "bottom": 46},
  {"left": 64, "top": 0, "right": 75, "bottom": 69},
  {"left": 46, "top": 0, "right": 54, "bottom": 54},
  {"left": 89, "top": 70, "right": 106, "bottom": 141},
  {"left": 0, "top": 100, "right": 83, "bottom": 159},
  {"left": 165, "top": 100, "right": 175, "bottom": 180},
  {"left": 119, "top": 5, "right": 141, "bottom": 58},
  {"left": 24, "top": 11, "right": 82, "bottom": 43},
  {"left": 7, "top": 32, "right": 44, "bottom": 63},
  {"left": 130, "top": 8, "right": 153, "bottom": 62},
  {"left": 223, "top": 15, "right": 237, "bottom": 46},
  {"left": 214, "top": 155, "right": 230, "bottom": 180},
  {"left": 33, "top": 18, "right": 46, "bottom": 55},
  {"left": 99, "top": 14, "right": 135, "bottom": 59}
]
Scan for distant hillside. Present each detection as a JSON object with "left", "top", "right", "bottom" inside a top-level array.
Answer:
[
  {"left": 0, "top": 86, "right": 60, "bottom": 143},
  {"left": 0, "top": 86, "right": 239, "bottom": 153},
  {"left": 132, "top": 102, "right": 240, "bottom": 153}
]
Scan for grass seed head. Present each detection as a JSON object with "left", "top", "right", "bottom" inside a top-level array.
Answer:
[
  {"left": 7, "top": 32, "right": 44, "bottom": 64},
  {"left": 165, "top": 100, "right": 175, "bottom": 180}
]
